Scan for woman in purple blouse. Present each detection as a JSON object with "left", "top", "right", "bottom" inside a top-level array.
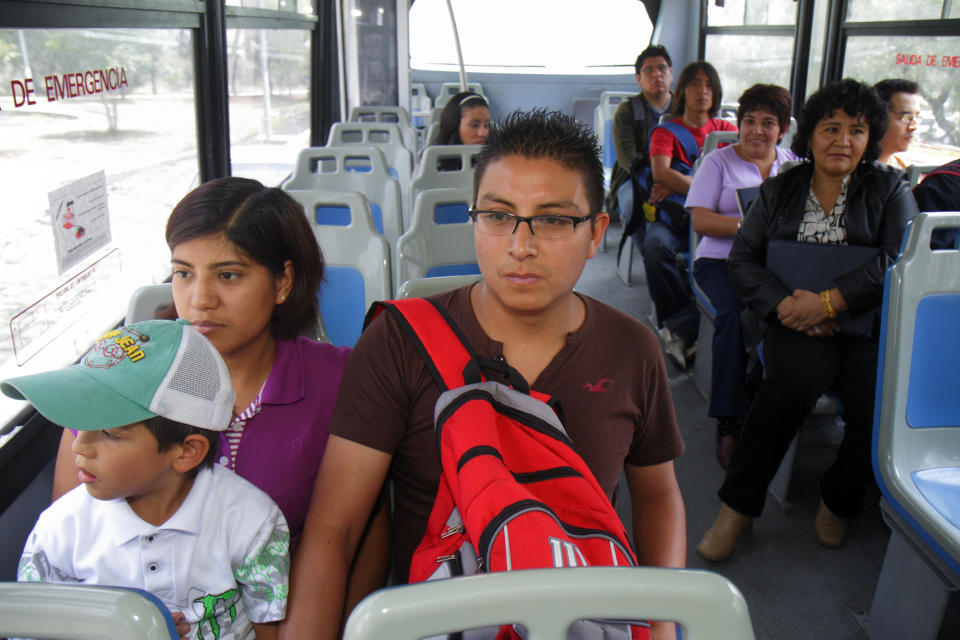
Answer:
[{"left": 685, "top": 84, "right": 797, "bottom": 469}]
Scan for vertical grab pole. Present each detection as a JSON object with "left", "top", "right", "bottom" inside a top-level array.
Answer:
[{"left": 443, "top": 0, "right": 467, "bottom": 91}]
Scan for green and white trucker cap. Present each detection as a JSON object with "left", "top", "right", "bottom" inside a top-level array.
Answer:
[{"left": 0, "top": 319, "right": 235, "bottom": 431}]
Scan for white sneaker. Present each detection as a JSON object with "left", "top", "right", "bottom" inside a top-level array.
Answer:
[{"left": 658, "top": 327, "right": 688, "bottom": 370}]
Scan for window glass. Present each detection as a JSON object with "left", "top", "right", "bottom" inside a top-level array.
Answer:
[
  {"left": 226, "top": 0, "right": 316, "bottom": 15},
  {"left": 0, "top": 28, "right": 198, "bottom": 426},
  {"left": 707, "top": 0, "right": 796, "bottom": 26},
  {"left": 705, "top": 34, "right": 795, "bottom": 104},
  {"left": 805, "top": 0, "right": 828, "bottom": 101},
  {"left": 844, "top": 35, "right": 960, "bottom": 159},
  {"left": 409, "top": 0, "right": 653, "bottom": 74},
  {"left": 226, "top": 27, "right": 311, "bottom": 186},
  {"left": 846, "top": 0, "right": 945, "bottom": 21},
  {"left": 347, "top": 0, "right": 399, "bottom": 105}
]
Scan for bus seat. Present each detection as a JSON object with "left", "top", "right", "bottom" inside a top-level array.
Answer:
[
  {"left": 126, "top": 283, "right": 174, "bottom": 324},
  {"left": 906, "top": 163, "right": 941, "bottom": 188},
  {"left": 327, "top": 122, "right": 415, "bottom": 211},
  {"left": 0, "top": 582, "right": 178, "bottom": 640},
  {"left": 434, "top": 82, "right": 485, "bottom": 109},
  {"left": 780, "top": 117, "right": 798, "bottom": 150},
  {"left": 288, "top": 189, "right": 391, "bottom": 348},
  {"left": 350, "top": 105, "right": 411, "bottom": 126},
  {"left": 689, "top": 223, "right": 716, "bottom": 403},
  {"left": 865, "top": 211, "right": 960, "bottom": 639},
  {"left": 348, "top": 106, "right": 418, "bottom": 153},
  {"left": 395, "top": 187, "right": 478, "bottom": 293},
  {"left": 125, "top": 282, "right": 331, "bottom": 344},
  {"left": 410, "top": 83, "right": 433, "bottom": 130},
  {"left": 693, "top": 130, "right": 738, "bottom": 174},
  {"left": 410, "top": 144, "right": 481, "bottom": 225},
  {"left": 342, "top": 566, "right": 755, "bottom": 640},
  {"left": 285, "top": 146, "right": 404, "bottom": 245},
  {"left": 396, "top": 274, "right": 482, "bottom": 299},
  {"left": 425, "top": 121, "right": 441, "bottom": 147},
  {"left": 592, "top": 91, "right": 633, "bottom": 190},
  {"left": 719, "top": 102, "right": 739, "bottom": 124},
  {"left": 615, "top": 180, "right": 637, "bottom": 287}
]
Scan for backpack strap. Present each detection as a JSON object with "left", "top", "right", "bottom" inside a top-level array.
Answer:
[
  {"left": 365, "top": 298, "right": 476, "bottom": 391},
  {"left": 628, "top": 95, "right": 649, "bottom": 156},
  {"left": 365, "top": 297, "right": 554, "bottom": 404},
  {"left": 656, "top": 120, "right": 699, "bottom": 171}
]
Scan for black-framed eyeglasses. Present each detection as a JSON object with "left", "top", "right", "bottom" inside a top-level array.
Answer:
[
  {"left": 641, "top": 64, "right": 669, "bottom": 75},
  {"left": 891, "top": 110, "right": 921, "bottom": 125},
  {"left": 469, "top": 210, "right": 595, "bottom": 239}
]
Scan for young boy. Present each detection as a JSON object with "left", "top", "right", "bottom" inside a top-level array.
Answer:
[{"left": 6, "top": 319, "right": 289, "bottom": 640}]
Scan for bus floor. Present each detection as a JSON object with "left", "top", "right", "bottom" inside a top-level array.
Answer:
[{"left": 580, "top": 222, "right": 959, "bottom": 640}]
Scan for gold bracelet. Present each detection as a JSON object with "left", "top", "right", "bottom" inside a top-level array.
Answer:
[{"left": 820, "top": 290, "right": 837, "bottom": 319}]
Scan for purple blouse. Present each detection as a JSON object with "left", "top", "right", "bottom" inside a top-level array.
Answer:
[
  {"left": 216, "top": 337, "right": 350, "bottom": 542},
  {"left": 686, "top": 144, "right": 797, "bottom": 261}
]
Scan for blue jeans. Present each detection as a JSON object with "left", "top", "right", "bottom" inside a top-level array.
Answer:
[
  {"left": 641, "top": 220, "right": 699, "bottom": 344},
  {"left": 694, "top": 258, "right": 746, "bottom": 418}
]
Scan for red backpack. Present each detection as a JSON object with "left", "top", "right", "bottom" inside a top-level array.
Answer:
[{"left": 367, "top": 298, "right": 648, "bottom": 639}]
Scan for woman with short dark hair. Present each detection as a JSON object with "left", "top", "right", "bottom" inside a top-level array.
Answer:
[
  {"left": 696, "top": 79, "right": 919, "bottom": 561},
  {"left": 686, "top": 84, "right": 797, "bottom": 469}
]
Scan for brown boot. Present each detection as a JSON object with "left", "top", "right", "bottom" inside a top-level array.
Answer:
[
  {"left": 815, "top": 498, "right": 847, "bottom": 548},
  {"left": 696, "top": 503, "right": 753, "bottom": 562}
]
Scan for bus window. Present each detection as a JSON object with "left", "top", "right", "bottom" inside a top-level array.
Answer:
[
  {"left": 844, "top": 34, "right": 960, "bottom": 157},
  {"left": 703, "top": 0, "right": 797, "bottom": 104},
  {"left": 707, "top": 0, "right": 796, "bottom": 26},
  {"left": 226, "top": 27, "right": 311, "bottom": 186},
  {"left": 409, "top": 0, "right": 652, "bottom": 75},
  {"left": 705, "top": 35, "right": 795, "bottom": 103},
  {"left": 846, "top": 0, "right": 947, "bottom": 21},
  {"left": 0, "top": 28, "right": 198, "bottom": 429}
]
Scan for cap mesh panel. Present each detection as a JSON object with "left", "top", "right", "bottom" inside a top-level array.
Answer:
[{"left": 168, "top": 329, "right": 220, "bottom": 401}]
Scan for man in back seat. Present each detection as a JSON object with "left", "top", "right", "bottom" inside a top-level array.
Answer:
[
  {"left": 610, "top": 44, "right": 674, "bottom": 232},
  {"left": 282, "top": 109, "right": 686, "bottom": 640}
]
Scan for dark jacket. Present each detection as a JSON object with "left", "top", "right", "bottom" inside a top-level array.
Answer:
[
  {"left": 609, "top": 93, "right": 665, "bottom": 211},
  {"left": 729, "top": 160, "right": 919, "bottom": 321}
]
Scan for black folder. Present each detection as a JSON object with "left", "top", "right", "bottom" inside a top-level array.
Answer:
[
  {"left": 736, "top": 186, "right": 760, "bottom": 218},
  {"left": 765, "top": 239, "right": 881, "bottom": 336}
]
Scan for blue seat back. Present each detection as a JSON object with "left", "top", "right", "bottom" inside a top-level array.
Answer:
[
  {"left": 592, "top": 91, "right": 633, "bottom": 180},
  {"left": 285, "top": 146, "right": 404, "bottom": 245},
  {"left": 410, "top": 144, "right": 481, "bottom": 224},
  {"left": 287, "top": 189, "right": 391, "bottom": 347},
  {"left": 873, "top": 211, "right": 960, "bottom": 575},
  {"left": 395, "top": 187, "right": 478, "bottom": 292}
]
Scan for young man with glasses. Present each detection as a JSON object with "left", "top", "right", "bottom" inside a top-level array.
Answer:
[
  {"left": 873, "top": 78, "right": 921, "bottom": 166},
  {"left": 283, "top": 109, "right": 686, "bottom": 640},
  {"left": 609, "top": 45, "right": 674, "bottom": 224}
]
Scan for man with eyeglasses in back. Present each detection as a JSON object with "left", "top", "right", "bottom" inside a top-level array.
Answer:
[
  {"left": 873, "top": 78, "right": 921, "bottom": 167},
  {"left": 283, "top": 109, "right": 685, "bottom": 640},
  {"left": 610, "top": 45, "right": 674, "bottom": 243}
]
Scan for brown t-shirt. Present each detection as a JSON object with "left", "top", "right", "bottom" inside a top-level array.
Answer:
[{"left": 329, "top": 285, "right": 684, "bottom": 581}]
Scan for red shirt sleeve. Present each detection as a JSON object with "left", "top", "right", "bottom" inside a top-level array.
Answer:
[{"left": 648, "top": 125, "right": 676, "bottom": 159}]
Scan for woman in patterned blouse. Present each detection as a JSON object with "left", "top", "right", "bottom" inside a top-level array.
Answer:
[{"left": 696, "top": 80, "right": 919, "bottom": 562}]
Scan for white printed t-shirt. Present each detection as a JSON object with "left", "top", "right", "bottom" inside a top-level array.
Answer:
[{"left": 18, "top": 464, "right": 289, "bottom": 640}]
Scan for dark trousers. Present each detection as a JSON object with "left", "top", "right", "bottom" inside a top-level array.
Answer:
[
  {"left": 694, "top": 258, "right": 746, "bottom": 418},
  {"left": 718, "top": 323, "right": 879, "bottom": 518},
  {"left": 641, "top": 220, "right": 699, "bottom": 343}
]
